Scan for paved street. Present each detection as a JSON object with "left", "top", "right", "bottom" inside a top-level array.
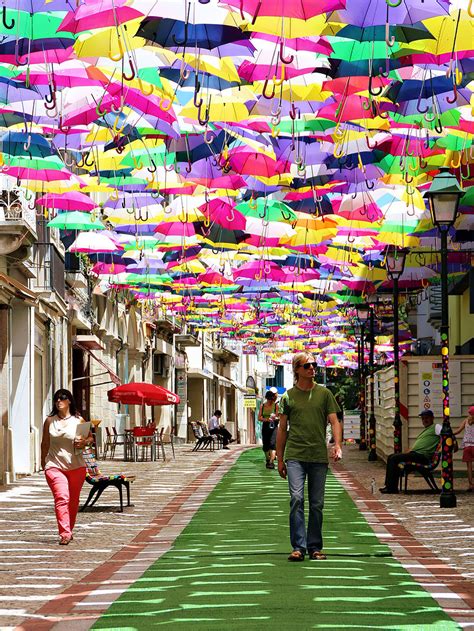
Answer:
[{"left": 0, "top": 441, "right": 473, "bottom": 630}]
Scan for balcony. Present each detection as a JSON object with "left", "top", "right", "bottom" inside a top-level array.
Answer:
[{"left": 0, "top": 189, "right": 37, "bottom": 257}]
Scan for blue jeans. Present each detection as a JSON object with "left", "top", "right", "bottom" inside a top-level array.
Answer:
[{"left": 286, "top": 460, "right": 328, "bottom": 554}]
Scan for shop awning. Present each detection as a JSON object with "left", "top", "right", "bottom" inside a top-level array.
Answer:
[
  {"left": 0, "top": 272, "right": 38, "bottom": 305},
  {"left": 73, "top": 341, "right": 121, "bottom": 386}
]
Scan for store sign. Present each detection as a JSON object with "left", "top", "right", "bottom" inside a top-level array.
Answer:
[{"left": 243, "top": 395, "right": 257, "bottom": 409}]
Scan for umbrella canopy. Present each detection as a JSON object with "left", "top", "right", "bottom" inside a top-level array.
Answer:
[{"left": 107, "top": 382, "right": 180, "bottom": 405}]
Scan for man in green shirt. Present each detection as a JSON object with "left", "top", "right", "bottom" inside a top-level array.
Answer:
[
  {"left": 379, "top": 409, "right": 441, "bottom": 494},
  {"left": 277, "top": 352, "right": 342, "bottom": 562}
]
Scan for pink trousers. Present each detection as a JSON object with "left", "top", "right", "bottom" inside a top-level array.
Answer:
[{"left": 45, "top": 466, "right": 86, "bottom": 538}]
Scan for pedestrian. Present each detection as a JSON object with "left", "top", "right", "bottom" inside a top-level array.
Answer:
[
  {"left": 41, "top": 389, "right": 93, "bottom": 545},
  {"left": 208, "top": 410, "right": 233, "bottom": 449},
  {"left": 379, "top": 409, "right": 441, "bottom": 494},
  {"left": 453, "top": 405, "right": 474, "bottom": 491},
  {"left": 276, "top": 352, "right": 342, "bottom": 562},
  {"left": 258, "top": 390, "right": 279, "bottom": 469}
]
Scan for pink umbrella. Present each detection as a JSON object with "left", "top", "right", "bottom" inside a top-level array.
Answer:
[
  {"left": 154, "top": 222, "right": 198, "bottom": 238},
  {"left": 58, "top": 0, "right": 143, "bottom": 34},
  {"left": 233, "top": 260, "right": 287, "bottom": 282},
  {"left": 197, "top": 199, "right": 247, "bottom": 231},
  {"left": 37, "top": 191, "right": 97, "bottom": 211},
  {"left": 226, "top": 0, "right": 344, "bottom": 19},
  {"left": 228, "top": 150, "right": 289, "bottom": 177}
]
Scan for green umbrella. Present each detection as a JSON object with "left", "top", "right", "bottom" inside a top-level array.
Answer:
[
  {"left": 0, "top": 10, "right": 69, "bottom": 39},
  {"left": 47, "top": 211, "right": 105, "bottom": 230},
  {"left": 236, "top": 198, "right": 297, "bottom": 223}
]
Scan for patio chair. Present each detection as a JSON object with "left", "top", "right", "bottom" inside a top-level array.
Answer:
[
  {"left": 112, "top": 426, "right": 126, "bottom": 458},
  {"left": 190, "top": 421, "right": 213, "bottom": 451},
  {"left": 201, "top": 422, "right": 223, "bottom": 449},
  {"left": 80, "top": 448, "right": 135, "bottom": 512},
  {"left": 102, "top": 427, "right": 115, "bottom": 459},
  {"left": 155, "top": 427, "right": 175, "bottom": 460},
  {"left": 132, "top": 426, "right": 157, "bottom": 461}
]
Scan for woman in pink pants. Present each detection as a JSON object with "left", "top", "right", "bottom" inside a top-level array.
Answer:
[{"left": 41, "top": 389, "right": 93, "bottom": 545}]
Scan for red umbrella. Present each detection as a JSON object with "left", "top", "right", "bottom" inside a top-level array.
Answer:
[{"left": 107, "top": 382, "right": 180, "bottom": 406}]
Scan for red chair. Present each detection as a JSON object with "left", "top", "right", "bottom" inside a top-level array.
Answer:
[{"left": 132, "top": 426, "right": 157, "bottom": 461}]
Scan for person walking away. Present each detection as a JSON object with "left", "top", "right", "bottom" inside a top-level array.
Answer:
[
  {"left": 259, "top": 391, "right": 279, "bottom": 469},
  {"left": 209, "top": 410, "right": 233, "bottom": 449},
  {"left": 277, "top": 352, "right": 342, "bottom": 562},
  {"left": 454, "top": 405, "right": 474, "bottom": 491},
  {"left": 41, "top": 389, "right": 93, "bottom": 545},
  {"left": 379, "top": 409, "right": 441, "bottom": 494}
]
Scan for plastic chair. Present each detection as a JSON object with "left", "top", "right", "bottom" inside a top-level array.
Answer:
[{"left": 132, "top": 426, "right": 156, "bottom": 461}]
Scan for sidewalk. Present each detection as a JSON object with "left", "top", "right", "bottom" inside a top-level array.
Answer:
[{"left": 0, "top": 442, "right": 472, "bottom": 630}]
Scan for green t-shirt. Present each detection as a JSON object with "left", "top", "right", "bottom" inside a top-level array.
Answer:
[
  {"left": 279, "top": 384, "right": 340, "bottom": 463},
  {"left": 412, "top": 424, "right": 440, "bottom": 458}
]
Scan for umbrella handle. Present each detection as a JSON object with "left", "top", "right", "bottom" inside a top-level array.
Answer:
[
  {"left": 450, "top": 152, "right": 461, "bottom": 169},
  {"left": 368, "top": 75, "right": 383, "bottom": 97},
  {"left": 2, "top": 7, "right": 14, "bottom": 29},
  {"left": 262, "top": 78, "right": 276, "bottom": 100},
  {"left": 272, "top": 64, "right": 285, "bottom": 86},
  {"left": 138, "top": 78, "right": 154, "bottom": 96},
  {"left": 251, "top": 0, "right": 262, "bottom": 24},
  {"left": 385, "top": 23, "right": 395, "bottom": 48},
  {"left": 446, "top": 83, "right": 457, "bottom": 104},
  {"left": 433, "top": 119, "right": 443, "bottom": 134},
  {"left": 109, "top": 37, "right": 124, "bottom": 61},
  {"left": 147, "top": 159, "right": 157, "bottom": 174},
  {"left": 468, "top": 0, "right": 474, "bottom": 16},
  {"left": 271, "top": 126, "right": 280, "bottom": 138},
  {"left": 365, "top": 135, "right": 376, "bottom": 150},
  {"left": 122, "top": 58, "right": 136, "bottom": 82},
  {"left": 366, "top": 180, "right": 375, "bottom": 190},
  {"left": 159, "top": 98, "right": 173, "bottom": 112},
  {"left": 419, "top": 158, "right": 427, "bottom": 169},
  {"left": 279, "top": 41, "right": 294, "bottom": 65},
  {"left": 203, "top": 128, "right": 215, "bottom": 145},
  {"left": 385, "top": 0, "right": 402, "bottom": 7}
]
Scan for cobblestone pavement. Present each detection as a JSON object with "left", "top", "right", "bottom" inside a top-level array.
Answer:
[{"left": 0, "top": 442, "right": 472, "bottom": 630}]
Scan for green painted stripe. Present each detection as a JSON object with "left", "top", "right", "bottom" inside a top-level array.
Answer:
[{"left": 93, "top": 449, "right": 460, "bottom": 630}]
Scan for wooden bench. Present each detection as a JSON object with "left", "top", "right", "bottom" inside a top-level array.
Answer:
[{"left": 80, "top": 448, "right": 135, "bottom": 512}]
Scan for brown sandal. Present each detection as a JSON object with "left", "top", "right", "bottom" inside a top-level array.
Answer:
[
  {"left": 288, "top": 550, "right": 305, "bottom": 562},
  {"left": 59, "top": 536, "right": 72, "bottom": 545},
  {"left": 309, "top": 550, "right": 327, "bottom": 560}
]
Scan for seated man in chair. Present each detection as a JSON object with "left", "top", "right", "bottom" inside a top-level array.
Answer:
[
  {"left": 208, "top": 410, "right": 234, "bottom": 450},
  {"left": 379, "top": 409, "right": 441, "bottom": 494}
]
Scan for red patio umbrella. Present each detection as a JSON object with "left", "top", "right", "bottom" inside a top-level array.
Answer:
[{"left": 107, "top": 382, "right": 180, "bottom": 406}]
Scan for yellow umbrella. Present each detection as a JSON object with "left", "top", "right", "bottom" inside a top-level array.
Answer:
[
  {"left": 182, "top": 53, "right": 240, "bottom": 82},
  {"left": 181, "top": 101, "right": 250, "bottom": 123}
]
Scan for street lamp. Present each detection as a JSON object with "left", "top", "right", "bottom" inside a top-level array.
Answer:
[
  {"left": 423, "top": 167, "right": 462, "bottom": 509},
  {"left": 354, "top": 317, "right": 367, "bottom": 451},
  {"left": 357, "top": 303, "right": 377, "bottom": 459},
  {"left": 385, "top": 246, "right": 408, "bottom": 454}
]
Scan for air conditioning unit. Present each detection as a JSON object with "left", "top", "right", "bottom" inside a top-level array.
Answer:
[{"left": 153, "top": 353, "right": 171, "bottom": 377}]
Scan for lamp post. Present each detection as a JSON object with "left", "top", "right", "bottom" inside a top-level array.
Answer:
[
  {"left": 357, "top": 303, "right": 377, "bottom": 460},
  {"left": 355, "top": 318, "right": 367, "bottom": 450},
  {"left": 423, "top": 167, "right": 462, "bottom": 509},
  {"left": 385, "top": 246, "right": 408, "bottom": 454}
]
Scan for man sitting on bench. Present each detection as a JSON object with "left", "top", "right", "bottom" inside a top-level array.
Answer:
[{"left": 379, "top": 409, "right": 441, "bottom": 494}]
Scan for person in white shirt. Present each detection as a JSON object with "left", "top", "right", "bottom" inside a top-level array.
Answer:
[{"left": 209, "top": 410, "right": 233, "bottom": 449}]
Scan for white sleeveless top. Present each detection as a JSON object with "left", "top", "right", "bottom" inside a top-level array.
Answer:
[{"left": 44, "top": 415, "right": 86, "bottom": 471}]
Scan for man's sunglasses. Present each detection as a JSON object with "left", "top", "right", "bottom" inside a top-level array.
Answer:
[
  {"left": 300, "top": 362, "right": 317, "bottom": 370},
  {"left": 55, "top": 394, "right": 69, "bottom": 401}
]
